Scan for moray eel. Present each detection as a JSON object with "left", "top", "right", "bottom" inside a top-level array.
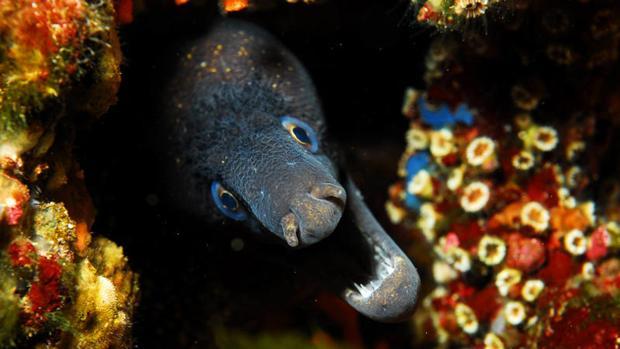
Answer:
[{"left": 163, "top": 19, "right": 420, "bottom": 322}]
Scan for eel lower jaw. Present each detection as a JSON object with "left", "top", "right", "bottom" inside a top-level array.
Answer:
[
  {"left": 337, "top": 176, "right": 420, "bottom": 322},
  {"left": 282, "top": 176, "right": 419, "bottom": 322},
  {"left": 343, "top": 252, "right": 419, "bottom": 322}
]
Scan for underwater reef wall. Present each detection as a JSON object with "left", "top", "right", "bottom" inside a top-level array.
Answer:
[
  {"left": 388, "top": 0, "right": 620, "bottom": 347},
  {"left": 0, "top": 0, "right": 138, "bottom": 348}
]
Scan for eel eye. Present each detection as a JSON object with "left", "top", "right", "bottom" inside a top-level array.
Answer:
[
  {"left": 280, "top": 116, "right": 319, "bottom": 153},
  {"left": 211, "top": 181, "right": 247, "bottom": 221}
]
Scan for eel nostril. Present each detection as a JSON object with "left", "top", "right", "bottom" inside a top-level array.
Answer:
[
  {"left": 310, "top": 183, "right": 347, "bottom": 208},
  {"left": 281, "top": 212, "right": 299, "bottom": 247}
]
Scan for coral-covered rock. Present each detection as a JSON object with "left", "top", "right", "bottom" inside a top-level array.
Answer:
[
  {"left": 2, "top": 214, "right": 138, "bottom": 348},
  {"left": 0, "top": 0, "right": 137, "bottom": 348},
  {"left": 389, "top": 1, "right": 620, "bottom": 346},
  {"left": 63, "top": 249, "right": 137, "bottom": 349},
  {"left": 0, "top": 0, "right": 121, "bottom": 149},
  {"left": 388, "top": 91, "right": 620, "bottom": 347}
]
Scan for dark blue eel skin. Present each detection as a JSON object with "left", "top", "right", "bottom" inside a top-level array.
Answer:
[{"left": 162, "top": 19, "right": 420, "bottom": 322}]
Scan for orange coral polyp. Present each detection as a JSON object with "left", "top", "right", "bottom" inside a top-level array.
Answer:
[
  {"left": 5, "top": 0, "right": 85, "bottom": 55},
  {"left": 222, "top": 0, "right": 248, "bottom": 12}
]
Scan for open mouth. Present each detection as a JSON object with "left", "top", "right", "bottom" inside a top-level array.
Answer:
[
  {"left": 339, "top": 177, "right": 420, "bottom": 322},
  {"left": 296, "top": 177, "right": 420, "bottom": 322},
  {"left": 342, "top": 248, "right": 419, "bottom": 322},
  {"left": 349, "top": 242, "right": 396, "bottom": 299}
]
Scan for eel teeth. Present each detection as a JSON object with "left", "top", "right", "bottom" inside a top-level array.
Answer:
[{"left": 354, "top": 283, "right": 372, "bottom": 298}]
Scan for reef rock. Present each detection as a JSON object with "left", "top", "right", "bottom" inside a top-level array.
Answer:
[
  {"left": 0, "top": 0, "right": 138, "bottom": 348},
  {"left": 388, "top": 91, "right": 620, "bottom": 347},
  {"left": 387, "top": 1, "right": 620, "bottom": 346}
]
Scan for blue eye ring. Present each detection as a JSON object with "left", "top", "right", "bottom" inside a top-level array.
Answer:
[
  {"left": 280, "top": 116, "right": 319, "bottom": 153},
  {"left": 211, "top": 181, "right": 247, "bottom": 221}
]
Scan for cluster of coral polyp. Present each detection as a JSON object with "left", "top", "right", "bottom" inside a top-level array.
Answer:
[
  {"left": 410, "top": 0, "right": 505, "bottom": 29},
  {"left": 1, "top": 0, "right": 138, "bottom": 348},
  {"left": 386, "top": 91, "right": 620, "bottom": 348},
  {"left": 0, "top": 0, "right": 121, "bottom": 148},
  {"left": 1, "top": 182, "right": 138, "bottom": 348}
]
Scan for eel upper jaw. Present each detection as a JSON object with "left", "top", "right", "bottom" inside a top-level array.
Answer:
[{"left": 339, "top": 177, "right": 420, "bottom": 322}]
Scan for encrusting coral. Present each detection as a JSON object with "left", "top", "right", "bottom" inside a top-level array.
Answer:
[
  {"left": 410, "top": 0, "right": 505, "bottom": 30},
  {"left": 0, "top": 0, "right": 138, "bottom": 348},
  {"left": 387, "top": 0, "right": 620, "bottom": 347},
  {"left": 1, "top": 186, "right": 139, "bottom": 348},
  {"left": 388, "top": 91, "right": 620, "bottom": 348}
]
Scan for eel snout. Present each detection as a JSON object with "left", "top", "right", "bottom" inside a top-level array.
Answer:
[{"left": 281, "top": 182, "right": 346, "bottom": 247}]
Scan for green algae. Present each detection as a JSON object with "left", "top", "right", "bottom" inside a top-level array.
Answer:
[{"left": 0, "top": 256, "right": 19, "bottom": 348}]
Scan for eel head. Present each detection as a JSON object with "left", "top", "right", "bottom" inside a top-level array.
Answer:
[
  {"left": 208, "top": 113, "right": 419, "bottom": 321},
  {"left": 210, "top": 113, "right": 346, "bottom": 248}
]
